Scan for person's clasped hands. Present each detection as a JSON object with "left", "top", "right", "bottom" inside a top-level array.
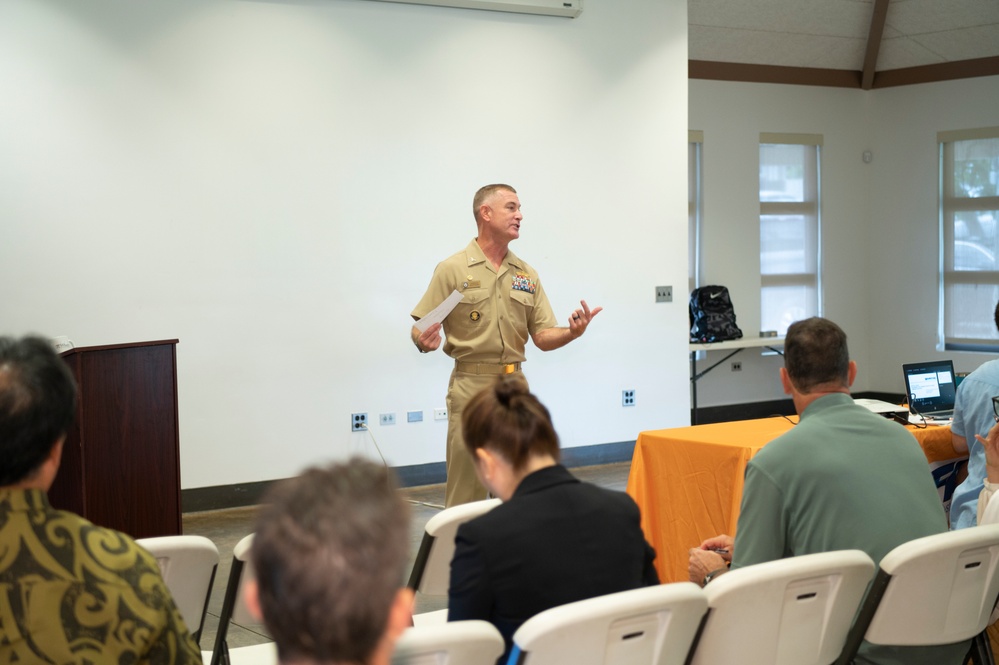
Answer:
[
  {"left": 975, "top": 420, "right": 999, "bottom": 481},
  {"left": 688, "top": 534, "right": 733, "bottom": 586}
]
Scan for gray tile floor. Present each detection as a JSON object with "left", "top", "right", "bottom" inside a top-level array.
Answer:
[{"left": 183, "top": 461, "right": 631, "bottom": 651}]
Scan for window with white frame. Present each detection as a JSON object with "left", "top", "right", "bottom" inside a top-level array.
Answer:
[
  {"left": 759, "top": 133, "right": 822, "bottom": 336},
  {"left": 940, "top": 127, "right": 999, "bottom": 351},
  {"left": 689, "top": 130, "right": 703, "bottom": 295}
]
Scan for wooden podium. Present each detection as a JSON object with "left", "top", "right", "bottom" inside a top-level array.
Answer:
[{"left": 49, "top": 340, "right": 182, "bottom": 538}]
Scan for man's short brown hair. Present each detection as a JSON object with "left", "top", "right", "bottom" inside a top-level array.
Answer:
[
  {"left": 472, "top": 184, "right": 516, "bottom": 223},
  {"left": 251, "top": 459, "right": 410, "bottom": 664},
  {"left": 784, "top": 317, "right": 851, "bottom": 394}
]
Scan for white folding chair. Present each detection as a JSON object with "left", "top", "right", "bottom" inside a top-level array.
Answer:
[
  {"left": 508, "top": 582, "right": 708, "bottom": 665},
  {"left": 392, "top": 620, "right": 505, "bottom": 665},
  {"left": 136, "top": 535, "right": 220, "bottom": 646},
  {"left": 407, "top": 498, "right": 501, "bottom": 626},
  {"left": 835, "top": 523, "right": 999, "bottom": 665},
  {"left": 205, "top": 534, "right": 277, "bottom": 665},
  {"left": 687, "top": 549, "right": 876, "bottom": 665}
]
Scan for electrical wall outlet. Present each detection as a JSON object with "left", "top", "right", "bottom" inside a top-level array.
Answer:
[
  {"left": 622, "top": 389, "right": 635, "bottom": 407},
  {"left": 379, "top": 412, "right": 396, "bottom": 426},
  {"left": 407, "top": 410, "right": 423, "bottom": 423},
  {"left": 351, "top": 412, "right": 368, "bottom": 431},
  {"left": 655, "top": 286, "right": 672, "bottom": 303},
  {"left": 731, "top": 362, "right": 742, "bottom": 372},
  {"left": 434, "top": 407, "right": 448, "bottom": 421}
]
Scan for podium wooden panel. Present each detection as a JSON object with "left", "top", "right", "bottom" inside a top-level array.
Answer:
[{"left": 49, "top": 340, "right": 182, "bottom": 538}]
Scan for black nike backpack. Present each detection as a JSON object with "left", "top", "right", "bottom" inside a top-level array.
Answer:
[{"left": 689, "top": 285, "right": 743, "bottom": 343}]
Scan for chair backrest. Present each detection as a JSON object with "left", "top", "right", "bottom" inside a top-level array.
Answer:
[
  {"left": 136, "top": 534, "right": 220, "bottom": 645},
  {"left": 391, "top": 620, "right": 505, "bottom": 665},
  {"left": 210, "top": 534, "right": 265, "bottom": 665},
  {"left": 407, "top": 498, "right": 501, "bottom": 595},
  {"left": 836, "top": 523, "right": 999, "bottom": 665},
  {"left": 509, "top": 582, "right": 708, "bottom": 665},
  {"left": 688, "top": 549, "right": 876, "bottom": 665}
]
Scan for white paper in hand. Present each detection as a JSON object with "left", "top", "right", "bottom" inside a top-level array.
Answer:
[{"left": 414, "top": 290, "right": 463, "bottom": 333}]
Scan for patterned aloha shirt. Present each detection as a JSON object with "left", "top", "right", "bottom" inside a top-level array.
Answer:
[{"left": 0, "top": 488, "right": 202, "bottom": 664}]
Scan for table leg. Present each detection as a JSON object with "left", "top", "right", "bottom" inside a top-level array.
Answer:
[{"left": 690, "top": 351, "right": 698, "bottom": 425}]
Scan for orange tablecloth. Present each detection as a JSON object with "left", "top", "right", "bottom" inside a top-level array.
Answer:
[{"left": 625, "top": 417, "right": 964, "bottom": 584}]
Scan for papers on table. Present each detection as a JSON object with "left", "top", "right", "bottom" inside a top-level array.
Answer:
[
  {"left": 854, "top": 398, "right": 905, "bottom": 414},
  {"left": 414, "top": 290, "right": 462, "bottom": 333},
  {"left": 908, "top": 413, "right": 953, "bottom": 426},
  {"left": 854, "top": 398, "right": 910, "bottom": 423}
]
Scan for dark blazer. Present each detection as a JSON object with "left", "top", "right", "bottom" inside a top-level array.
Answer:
[{"left": 447, "top": 464, "right": 660, "bottom": 657}]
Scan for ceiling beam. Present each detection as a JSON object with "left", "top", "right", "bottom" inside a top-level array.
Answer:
[
  {"left": 873, "top": 56, "right": 999, "bottom": 88},
  {"left": 689, "top": 56, "right": 999, "bottom": 90},
  {"left": 861, "top": 0, "right": 891, "bottom": 90},
  {"left": 689, "top": 61, "right": 862, "bottom": 88}
]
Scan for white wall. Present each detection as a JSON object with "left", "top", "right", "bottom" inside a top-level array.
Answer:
[
  {"left": 0, "top": 0, "right": 691, "bottom": 488},
  {"left": 689, "top": 74, "right": 999, "bottom": 405},
  {"left": 867, "top": 76, "right": 999, "bottom": 386},
  {"left": 689, "top": 79, "right": 873, "bottom": 404}
]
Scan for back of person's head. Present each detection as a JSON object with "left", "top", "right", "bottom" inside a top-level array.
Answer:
[
  {"left": 0, "top": 335, "right": 77, "bottom": 487},
  {"left": 251, "top": 459, "right": 410, "bottom": 665},
  {"left": 473, "top": 183, "right": 516, "bottom": 222},
  {"left": 462, "top": 374, "right": 560, "bottom": 471},
  {"left": 783, "top": 317, "right": 851, "bottom": 394}
]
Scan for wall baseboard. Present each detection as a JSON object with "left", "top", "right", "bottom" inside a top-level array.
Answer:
[
  {"left": 562, "top": 440, "right": 636, "bottom": 467},
  {"left": 183, "top": 393, "right": 900, "bottom": 513},
  {"left": 690, "top": 391, "right": 903, "bottom": 425},
  {"left": 181, "top": 439, "right": 638, "bottom": 514},
  {"left": 182, "top": 481, "right": 274, "bottom": 514},
  {"left": 692, "top": 398, "right": 794, "bottom": 424}
]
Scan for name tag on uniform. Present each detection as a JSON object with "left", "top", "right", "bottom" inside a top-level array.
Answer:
[{"left": 462, "top": 280, "right": 481, "bottom": 289}]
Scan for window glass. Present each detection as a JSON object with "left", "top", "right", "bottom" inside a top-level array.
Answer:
[
  {"left": 760, "top": 139, "right": 821, "bottom": 335},
  {"left": 940, "top": 131, "right": 999, "bottom": 350},
  {"left": 689, "top": 137, "right": 702, "bottom": 294}
]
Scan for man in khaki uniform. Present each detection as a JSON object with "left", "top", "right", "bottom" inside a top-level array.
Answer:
[{"left": 412, "top": 184, "right": 601, "bottom": 507}]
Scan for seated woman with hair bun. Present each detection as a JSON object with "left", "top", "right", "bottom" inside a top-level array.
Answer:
[{"left": 446, "top": 375, "right": 660, "bottom": 660}]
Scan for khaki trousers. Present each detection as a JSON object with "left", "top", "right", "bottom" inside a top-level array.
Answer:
[{"left": 443, "top": 368, "right": 526, "bottom": 507}]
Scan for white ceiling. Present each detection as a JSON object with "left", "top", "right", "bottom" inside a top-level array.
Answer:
[{"left": 689, "top": 0, "right": 999, "bottom": 73}]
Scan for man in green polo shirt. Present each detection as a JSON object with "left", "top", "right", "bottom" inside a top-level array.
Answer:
[{"left": 688, "top": 317, "right": 966, "bottom": 665}]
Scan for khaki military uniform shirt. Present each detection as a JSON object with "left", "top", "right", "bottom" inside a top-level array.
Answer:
[
  {"left": 412, "top": 239, "right": 558, "bottom": 361},
  {"left": 0, "top": 488, "right": 202, "bottom": 665}
]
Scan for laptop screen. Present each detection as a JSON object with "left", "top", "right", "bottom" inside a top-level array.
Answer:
[{"left": 902, "top": 360, "right": 957, "bottom": 415}]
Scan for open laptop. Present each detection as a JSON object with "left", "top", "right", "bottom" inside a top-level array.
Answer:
[{"left": 902, "top": 360, "right": 957, "bottom": 420}]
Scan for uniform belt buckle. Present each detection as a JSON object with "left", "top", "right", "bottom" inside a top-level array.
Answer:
[{"left": 503, "top": 364, "right": 516, "bottom": 374}]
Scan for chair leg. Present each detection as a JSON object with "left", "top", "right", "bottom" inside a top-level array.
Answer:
[
  {"left": 209, "top": 557, "right": 243, "bottom": 665},
  {"left": 968, "top": 630, "right": 996, "bottom": 665}
]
